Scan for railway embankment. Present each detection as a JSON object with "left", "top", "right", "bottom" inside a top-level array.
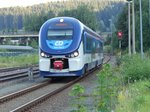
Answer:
[
  {"left": 67, "top": 54, "right": 150, "bottom": 112},
  {"left": 114, "top": 54, "right": 150, "bottom": 112},
  {"left": 0, "top": 54, "right": 149, "bottom": 112},
  {"left": 26, "top": 55, "right": 116, "bottom": 112}
]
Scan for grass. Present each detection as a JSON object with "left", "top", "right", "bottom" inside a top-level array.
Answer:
[
  {"left": 115, "top": 54, "right": 150, "bottom": 112},
  {"left": 115, "top": 80, "right": 150, "bottom": 112},
  {"left": 69, "top": 54, "right": 150, "bottom": 111},
  {"left": 0, "top": 54, "right": 38, "bottom": 68},
  {"left": 121, "top": 54, "right": 150, "bottom": 82}
]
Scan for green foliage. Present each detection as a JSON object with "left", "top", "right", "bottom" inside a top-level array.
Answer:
[
  {"left": 69, "top": 83, "right": 85, "bottom": 97},
  {"left": 29, "top": 39, "right": 38, "bottom": 49},
  {"left": 0, "top": 53, "right": 38, "bottom": 68},
  {"left": 145, "top": 49, "right": 150, "bottom": 57},
  {"left": 104, "top": 45, "right": 111, "bottom": 53},
  {"left": 0, "top": 49, "right": 8, "bottom": 52},
  {"left": 115, "top": 80, "right": 150, "bottom": 112},
  {"left": 58, "top": 4, "right": 99, "bottom": 31},
  {"left": 116, "top": 0, "right": 150, "bottom": 52},
  {"left": 69, "top": 83, "right": 87, "bottom": 112},
  {"left": 23, "top": 11, "right": 55, "bottom": 32},
  {"left": 121, "top": 54, "right": 150, "bottom": 82},
  {"left": 94, "top": 64, "right": 120, "bottom": 112},
  {"left": 70, "top": 55, "right": 150, "bottom": 112},
  {"left": 0, "top": 0, "right": 123, "bottom": 32}
]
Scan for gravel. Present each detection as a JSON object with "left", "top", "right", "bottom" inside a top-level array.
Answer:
[
  {"left": 0, "top": 82, "right": 67, "bottom": 112},
  {"left": 27, "top": 56, "right": 116, "bottom": 112},
  {"left": 0, "top": 56, "right": 116, "bottom": 112},
  {"left": 0, "top": 77, "right": 48, "bottom": 97},
  {"left": 27, "top": 71, "right": 100, "bottom": 112}
]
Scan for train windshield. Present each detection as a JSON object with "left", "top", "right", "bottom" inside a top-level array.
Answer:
[{"left": 47, "top": 30, "right": 73, "bottom": 40}]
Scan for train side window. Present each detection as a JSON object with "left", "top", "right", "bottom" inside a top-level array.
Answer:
[
  {"left": 84, "top": 33, "right": 92, "bottom": 53},
  {"left": 99, "top": 42, "right": 103, "bottom": 53},
  {"left": 95, "top": 41, "right": 99, "bottom": 53},
  {"left": 92, "top": 39, "right": 97, "bottom": 53}
]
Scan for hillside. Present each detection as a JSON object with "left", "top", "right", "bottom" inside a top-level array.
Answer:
[{"left": 0, "top": 0, "right": 125, "bottom": 33}]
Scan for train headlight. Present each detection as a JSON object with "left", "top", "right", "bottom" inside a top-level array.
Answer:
[
  {"left": 40, "top": 52, "right": 51, "bottom": 58},
  {"left": 41, "top": 52, "right": 45, "bottom": 57},
  {"left": 68, "top": 51, "right": 79, "bottom": 58},
  {"left": 73, "top": 51, "right": 79, "bottom": 57},
  {"left": 71, "top": 54, "right": 74, "bottom": 58}
]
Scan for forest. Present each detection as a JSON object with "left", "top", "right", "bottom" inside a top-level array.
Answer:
[{"left": 0, "top": 0, "right": 124, "bottom": 34}]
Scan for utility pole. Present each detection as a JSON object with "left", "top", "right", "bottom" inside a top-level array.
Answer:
[
  {"left": 132, "top": 0, "right": 136, "bottom": 54},
  {"left": 139, "top": 0, "right": 144, "bottom": 58},
  {"left": 149, "top": 0, "right": 150, "bottom": 27},
  {"left": 127, "top": 1, "right": 131, "bottom": 55}
]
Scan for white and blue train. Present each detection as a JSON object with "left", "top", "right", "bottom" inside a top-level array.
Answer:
[{"left": 39, "top": 17, "right": 104, "bottom": 77}]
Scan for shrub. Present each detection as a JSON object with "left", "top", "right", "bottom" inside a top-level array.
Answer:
[
  {"left": 121, "top": 54, "right": 150, "bottom": 82},
  {"left": 95, "top": 64, "right": 120, "bottom": 112},
  {"left": 69, "top": 83, "right": 87, "bottom": 112}
]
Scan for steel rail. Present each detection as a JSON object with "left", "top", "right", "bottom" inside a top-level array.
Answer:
[
  {"left": 103, "top": 55, "right": 111, "bottom": 64},
  {"left": 0, "top": 65, "right": 38, "bottom": 73},
  {"left": 10, "top": 55, "right": 110, "bottom": 112},
  {"left": 0, "top": 69, "right": 39, "bottom": 83},
  {"left": 0, "top": 81, "right": 49, "bottom": 103},
  {"left": 10, "top": 70, "right": 96, "bottom": 112}
]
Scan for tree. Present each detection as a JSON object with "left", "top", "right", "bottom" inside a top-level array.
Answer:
[
  {"left": 116, "top": 0, "right": 150, "bottom": 52},
  {"left": 58, "top": 4, "right": 99, "bottom": 31},
  {"left": 23, "top": 11, "right": 55, "bottom": 32}
]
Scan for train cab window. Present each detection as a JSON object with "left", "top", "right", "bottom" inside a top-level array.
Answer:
[{"left": 47, "top": 30, "right": 73, "bottom": 40}]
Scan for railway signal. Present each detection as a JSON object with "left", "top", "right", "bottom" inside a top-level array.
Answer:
[{"left": 117, "top": 31, "right": 123, "bottom": 40}]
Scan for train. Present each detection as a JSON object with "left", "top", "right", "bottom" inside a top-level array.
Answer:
[{"left": 39, "top": 17, "right": 104, "bottom": 77}]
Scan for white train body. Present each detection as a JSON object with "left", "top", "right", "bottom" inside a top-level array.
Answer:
[{"left": 39, "top": 17, "right": 104, "bottom": 77}]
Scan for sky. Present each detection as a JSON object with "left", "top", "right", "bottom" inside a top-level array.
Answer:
[
  {"left": 0, "top": 0, "right": 64, "bottom": 8},
  {"left": 0, "top": 0, "right": 126, "bottom": 8}
]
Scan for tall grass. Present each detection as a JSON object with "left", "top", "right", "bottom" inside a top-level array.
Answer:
[
  {"left": 0, "top": 54, "right": 38, "bottom": 68},
  {"left": 115, "top": 54, "right": 150, "bottom": 112},
  {"left": 120, "top": 54, "right": 150, "bottom": 82},
  {"left": 115, "top": 80, "right": 150, "bottom": 112}
]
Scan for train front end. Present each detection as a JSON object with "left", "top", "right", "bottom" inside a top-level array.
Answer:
[{"left": 39, "top": 17, "right": 84, "bottom": 77}]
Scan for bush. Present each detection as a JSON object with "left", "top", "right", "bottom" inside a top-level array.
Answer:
[
  {"left": 104, "top": 45, "right": 111, "bottom": 53},
  {"left": 121, "top": 54, "right": 150, "bottom": 82},
  {"left": 145, "top": 49, "right": 150, "bottom": 58}
]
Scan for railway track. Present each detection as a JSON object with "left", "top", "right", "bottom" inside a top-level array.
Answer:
[
  {"left": 103, "top": 54, "right": 111, "bottom": 64},
  {"left": 0, "top": 65, "right": 38, "bottom": 73},
  {"left": 0, "top": 67, "right": 39, "bottom": 83},
  {"left": 9, "top": 69, "right": 99, "bottom": 112},
  {"left": 0, "top": 81, "right": 50, "bottom": 103},
  {"left": 0, "top": 55, "right": 110, "bottom": 112}
]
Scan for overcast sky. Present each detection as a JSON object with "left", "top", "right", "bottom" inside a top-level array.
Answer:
[{"left": 0, "top": 0, "right": 64, "bottom": 8}]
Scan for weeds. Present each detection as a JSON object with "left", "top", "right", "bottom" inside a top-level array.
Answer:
[
  {"left": 94, "top": 64, "right": 121, "bottom": 112},
  {"left": 69, "top": 83, "right": 87, "bottom": 112},
  {"left": 0, "top": 53, "right": 38, "bottom": 68},
  {"left": 69, "top": 64, "right": 121, "bottom": 112},
  {"left": 121, "top": 54, "right": 150, "bottom": 82},
  {"left": 115, "top": 80, "right": 150, "bottom": 112},
  {"left": 69, "top": 54, "right": 150, "bottom": 112}
]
